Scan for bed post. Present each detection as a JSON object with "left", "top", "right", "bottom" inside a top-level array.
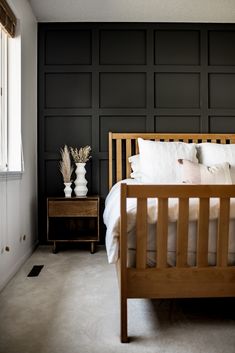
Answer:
[
  {"left": 108, "top": 132, "right": 113, "bottom": 190},
  {"left": 120, "top": 183, "right": 128, "bottom": 343}
]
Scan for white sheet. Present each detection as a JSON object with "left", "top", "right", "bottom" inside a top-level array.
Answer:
[{"left": 104, "top": 179, "right": 235, "bottom": 264}]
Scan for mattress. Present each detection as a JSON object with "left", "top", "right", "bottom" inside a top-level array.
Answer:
[{"left": 127, "top": 220, "right": 235, "bottom": 267}]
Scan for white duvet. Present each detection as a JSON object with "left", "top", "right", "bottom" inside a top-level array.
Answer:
[{"left": 104, "top": 179, "right": 235, "bottom": 264}]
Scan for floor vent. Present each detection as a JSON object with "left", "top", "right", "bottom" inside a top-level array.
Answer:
[{"left": 27, "top": 265, "right": 44, "bottom": 277}]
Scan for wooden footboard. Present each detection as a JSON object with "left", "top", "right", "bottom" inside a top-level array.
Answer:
[{"left": 118, "top": 183, "right": 235, "bottom": 342}]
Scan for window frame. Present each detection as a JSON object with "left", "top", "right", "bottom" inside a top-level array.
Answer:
[{"left": 0, "top": 26, "right": 8, "bottom": 172}]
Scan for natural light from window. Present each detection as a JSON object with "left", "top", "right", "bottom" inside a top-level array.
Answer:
[
  {"left": 0, "top": 26, "right": 8, "bottom": 172},
  {"left": 0, "top": 25, "right": 22, "bottom": 175},
  {"left": 0, "top": 0, "right": 21, "bottom": 176}
]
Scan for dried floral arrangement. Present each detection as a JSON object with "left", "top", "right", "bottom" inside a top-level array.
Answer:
[
  {"left": 59, "top": 145, "right": 74, "bottom": 183},
  {"left": 70, "top": 145, "right": 92, "bottom": 163}
]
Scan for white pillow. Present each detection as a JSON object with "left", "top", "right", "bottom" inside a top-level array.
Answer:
[
  {"left": 178, "top": 159, "right": 232, "bottom": 184},
  {"left": 197, "top": 143, "right": 235, "bottom": 183},
  {"left": 138, "top": 138, "right": 198, "bottom": 184},
  {"left": 128, "top": 154, "right": 142, "bottom": 182}
]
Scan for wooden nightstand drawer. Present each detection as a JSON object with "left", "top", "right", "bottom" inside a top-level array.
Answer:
[{"left": 48, "top": 200, "right": 98, "bottom": 217}]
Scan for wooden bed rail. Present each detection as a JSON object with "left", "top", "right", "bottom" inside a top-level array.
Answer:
[
  {"left": 119, "top": 183, "right": 235, "bottom": 342},
  {"left": 109, "top": 132, "right": 235, "bottom": 190}
]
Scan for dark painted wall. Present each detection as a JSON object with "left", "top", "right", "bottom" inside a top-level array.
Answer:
[{"left": 38, "top": 23, "right": 235, "bottom": 243}]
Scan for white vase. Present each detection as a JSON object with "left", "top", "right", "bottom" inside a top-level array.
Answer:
[
  {"left": 74, "top": 163, "right": 88, "bottom": 197},
  {"left": 64, "top": 182, "right": 72, "bottom": 198}
]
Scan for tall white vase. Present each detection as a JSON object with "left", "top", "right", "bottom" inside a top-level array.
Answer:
[{"left": 74, "top": 163, "right": 88, "bottom": 197}]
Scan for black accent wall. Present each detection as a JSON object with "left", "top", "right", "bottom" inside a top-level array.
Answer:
[{"left": 38, "top": 23, "right": 235, "bottom": 243}]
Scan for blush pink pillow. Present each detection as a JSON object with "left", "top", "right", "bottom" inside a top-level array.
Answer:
[{"left": 178, "top": 159, "right": 232, "bottom": 184}]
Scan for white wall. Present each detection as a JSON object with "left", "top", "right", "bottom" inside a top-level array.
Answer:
[
  {"left": 0, "top": 0, "right": 37, "bottom": 291},
  {"left": 29, "top": 0, "right": 235, "bottom": 23}
]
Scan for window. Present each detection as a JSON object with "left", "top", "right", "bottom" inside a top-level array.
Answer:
[
  {"left": 0, "top": 26, "right": 8, "bottom": 172},
  {"left": 0, "top": 0, "right": 18, "bottom": 175}
]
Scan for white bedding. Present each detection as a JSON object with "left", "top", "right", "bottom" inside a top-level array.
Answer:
[{"left": 104, "top": 179, "right": 235, "bottom": 265}]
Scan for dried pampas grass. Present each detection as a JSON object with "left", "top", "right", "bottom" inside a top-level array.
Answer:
[
  {"left": 70, "top": 145, "right": 92, "bottom": 163},
  {"left": 59, "top": 145, "right": 73, "bottom": 183}
]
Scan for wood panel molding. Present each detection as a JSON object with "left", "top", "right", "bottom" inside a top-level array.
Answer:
[{"left": 38, "top": 23, "right": 235, "bottom": 243}]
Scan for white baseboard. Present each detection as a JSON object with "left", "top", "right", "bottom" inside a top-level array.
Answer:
[{"left": 0, "top": 241, "right": 39, "bottom": 292}]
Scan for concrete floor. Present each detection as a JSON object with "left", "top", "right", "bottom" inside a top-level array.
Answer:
[{"left": 0, "top": 246, "right": 235, "bottom": 353}]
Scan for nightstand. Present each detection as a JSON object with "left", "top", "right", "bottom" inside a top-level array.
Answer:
[{"left": 47, "top": 196, "right": 100, "bottom": 254}]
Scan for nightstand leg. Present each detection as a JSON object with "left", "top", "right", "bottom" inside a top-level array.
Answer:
[
  {"left": 52, "top": 241, "right": 57, "bottom": 254},
  {"left": 90, "top": 242, "right": 95, "bottom": 254}
]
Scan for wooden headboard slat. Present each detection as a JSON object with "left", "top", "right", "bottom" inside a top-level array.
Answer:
[
  {"left": 108, "top": 132, "right": 235, "bottom": 190},
  {"left": 116, "top": 139, "right": 122, "bottom": 183},
  {"left": 126, "top": 139, "right": 132, "bottom": 181}
]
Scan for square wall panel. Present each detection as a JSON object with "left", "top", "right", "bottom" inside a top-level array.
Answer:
[
  {"left": 45, "top": 73, "right": 92, "bottom": 108},
  {"left": 99, "top": 30, "right": 146, "bottom": 65},
  {"left": 45, "top": 116, "right": 92, "bottom": 153},
  {"left": 209, "top": 31, "right": 235, "bottom": 66},
  {"left": 100, "top": 73, "right": 146, "bottom": 108},
  {"left": 155, "top": 30, "right": 200, "bottom": 65},
  {"left": 209, "top": 116, "right": 235, "bottom": 133},
  {"left": 155, "top": 116, "right": 200, "bottom": 132},
  {"left": 99, "top": 116, "right": 146, "bottom": 151},
  {"left": 45, "top": 30, "right": 91, "bottom": 65},
  {"left": 155, "top": 73, "right": 200, "bottom": 108},
  {"left": 209, "top": 74, "right": 235, "bottom": 108}
]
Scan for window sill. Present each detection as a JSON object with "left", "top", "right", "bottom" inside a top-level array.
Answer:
[{"left": 0, "top": 171, "right": 23, "bottom": 181}]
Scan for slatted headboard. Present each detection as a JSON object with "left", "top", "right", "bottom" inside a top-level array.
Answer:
[{"left": 108, "top": 132, "right": 235, "bottom": 190}]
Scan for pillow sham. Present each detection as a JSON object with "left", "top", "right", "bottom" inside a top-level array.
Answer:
[
  {"left": 138, "top": 138, "right": 198, "bottom": 184},
  {"left": 128, "top": 154, "right": 142, "bottom": 182},
  {"left": 197, "top": 143, "right": 235, "bottom": 183},
  {"left": 178, "top": 159, "right": 232, "bottom": 184}
]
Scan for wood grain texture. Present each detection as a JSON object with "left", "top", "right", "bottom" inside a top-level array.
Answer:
[
  {"left": 127, "top": 267, "right": 235, "bottom": 298},
  {"left": 120, "top": 183, "right": 128, "bottom": 343},
  {"left": 136, "top": 198, "right": 147, "bottom": 269},
  {"left": 126, "top": 139, "right": 132, "bottom": 179},
  {"left": 116, "top": 139, "right": 122, "bottom": 182},
  {"left": 135, "top": 139, "right": 139, "bottom": 154},
  {"left": 110, "top": 132, "right": 235, "bottom": 140},
  {"left": 109, "top": 133, "right": 235, "bottom": 189},
  {"left": 47, "top": 196, "right": 100, "bottom": 246},
  {"left": 156, "top": 198, "right": 168, "bottom": 268},
  {"left": 48, "top": 199, "right": 98, "bottom": 217},
  {"left": 197, "top": 198, "right": 209, "bottom": 267},
  {"left": 109, "top": 132, "right": 113, "bottom": 190},
  {"left": 176, "top": 198, "right": 189, "bottom": 268},
  {"left": 126, "top": 184, "right": 235, "bottom": 198},
  {"left": 217, "top": 198, "right": 230, "bottom": 267}
]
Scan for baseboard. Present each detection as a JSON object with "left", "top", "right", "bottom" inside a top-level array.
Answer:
[{"left": 0, "top": 241, "right": 39, "bottom": 292}]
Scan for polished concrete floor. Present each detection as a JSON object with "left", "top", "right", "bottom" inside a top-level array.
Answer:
[{"left": 0, "top": 246, "right": 235, "bottom": 353}]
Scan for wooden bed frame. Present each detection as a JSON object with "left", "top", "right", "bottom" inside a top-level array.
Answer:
[{"left": 108, "top": 132, "right": 235, "bottom": 343}]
